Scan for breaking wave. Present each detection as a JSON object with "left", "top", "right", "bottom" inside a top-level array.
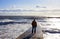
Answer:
[{"left": 0, "top": 19, "right": 28, "bottom": 25}]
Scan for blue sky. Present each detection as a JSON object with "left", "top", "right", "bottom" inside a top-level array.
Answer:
[
  {"left": 0, "top": 0, "right": 60, "bottom": 9},
  {"left": 0, "top": 0, "right": 41, "bottom": 9},
  {"left": 0, "top": 0, "right": 60, "bottom": 16}
]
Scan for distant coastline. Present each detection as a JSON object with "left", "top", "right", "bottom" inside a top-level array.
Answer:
[{"left": 0, "top": 16, "right": 60, "bottom": 19}]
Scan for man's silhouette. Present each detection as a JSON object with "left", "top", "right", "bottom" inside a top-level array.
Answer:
[{"left": 31, "top": 19, "right": 37, "bottom": 34}]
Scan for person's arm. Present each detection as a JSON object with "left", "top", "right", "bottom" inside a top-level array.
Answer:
[{"left": 35, "top": 22, "right": 37, "bottom": 26}]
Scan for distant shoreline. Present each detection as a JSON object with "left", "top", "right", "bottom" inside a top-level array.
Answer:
[
  {"left": 0, "top": 16, "right": 60, "bottom": 19},
  {"left": 0, "top": 15, "right": 60, "bottom": 17}
]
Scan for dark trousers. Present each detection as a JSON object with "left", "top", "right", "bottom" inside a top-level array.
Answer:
[{"left": 32, "top": 26, "right": 37, "bottom": 33}]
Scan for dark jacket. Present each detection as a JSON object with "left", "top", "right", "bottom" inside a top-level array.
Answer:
[{"left": 32, "top": 20, "right": 37, "bottom": 27}]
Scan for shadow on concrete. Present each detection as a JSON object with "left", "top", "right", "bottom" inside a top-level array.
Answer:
[{"left": 23, "top": 33, "right": 34, "bottom": 39}]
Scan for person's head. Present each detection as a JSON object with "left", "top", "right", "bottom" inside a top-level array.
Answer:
[{"left": 33, "top": 19, "right": 35, "bottom": 21}]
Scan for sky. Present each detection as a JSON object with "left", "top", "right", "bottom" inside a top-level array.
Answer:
[{"left": 0, "top": 0, "right": 60, "bottom": 16}]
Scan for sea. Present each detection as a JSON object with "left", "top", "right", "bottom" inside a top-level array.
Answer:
[{"left": 0, "top": 16, "right": 60, "bottom": 39}]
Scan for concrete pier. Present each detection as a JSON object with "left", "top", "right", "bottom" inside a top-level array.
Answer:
[{"left": 16, "top": 26, "right": 43, "bottom": 39}]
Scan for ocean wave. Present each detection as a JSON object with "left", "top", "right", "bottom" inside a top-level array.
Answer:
[
  {"left": 0, "top": 19, "right": 14, "bottom": 22},
  {"left": 42, "top": 28, "right": 60, "bottom": 33},
  {"left": 0, "top": 19, "right": 28, "bottom": 25}
]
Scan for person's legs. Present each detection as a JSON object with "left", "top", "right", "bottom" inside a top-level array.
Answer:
[
  {"left": 32, "top": 27, "right": 37, "bottom": 34},
  {"left": 32, "top": 27, "right": 34, "bottom": 33},
  {"left": 34, "top": 27, "right": 36, "bottom": 33}
]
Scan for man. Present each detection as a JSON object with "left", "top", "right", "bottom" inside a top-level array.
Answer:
[{"left": 31, "top": 19, "right": 37, "bottom": 34}]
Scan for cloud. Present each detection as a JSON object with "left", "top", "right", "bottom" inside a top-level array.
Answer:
[
  {"left": 0, "top": 8, "right": 60, "bottom": 16},
  {"left": 10, "top": 5, "right": 17, "bottom": 8},
  {"left": 36, "top": 5, "right": 40, "bottom": 8},
  {"left": 36, "top": 5, "right": 47, "bottom": 8},
  {"left": 0, "top": 9, "right": 36, "bottom": 12}
]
